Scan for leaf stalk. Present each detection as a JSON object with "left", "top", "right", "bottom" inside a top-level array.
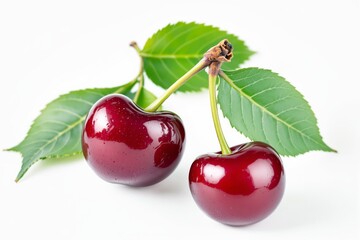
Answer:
[{"left": 130, "top": 41, "right": 145, "bottom": 104}]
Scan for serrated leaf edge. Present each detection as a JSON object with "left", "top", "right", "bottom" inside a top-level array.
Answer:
[
  {"left": 141, "top": 21, "right": 255, "bottom": 92},
  {"left": 219, "top": 68, "right": 336, "bottom": 155}
]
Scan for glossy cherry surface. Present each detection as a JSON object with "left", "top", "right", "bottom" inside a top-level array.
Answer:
[
  {"left": 189, "top": 142, "right": 285, "bottom": 226},
  {"left": 82, "top": 94, "right": 185, "bottom": 187}
]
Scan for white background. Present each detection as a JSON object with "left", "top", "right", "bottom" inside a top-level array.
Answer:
[{"left": 0, "top": 0, "right": 359, "bottom": 239}]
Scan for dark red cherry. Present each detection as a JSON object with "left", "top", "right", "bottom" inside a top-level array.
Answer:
[
  {"left": 189, "top": 142, "right": 285, "bottom": 226},
  {"left": 82, "top": 94, "right": 185, "bottom": 187}
]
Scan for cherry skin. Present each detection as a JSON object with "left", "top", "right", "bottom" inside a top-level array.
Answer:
[
  {"left": 82, "top": 94, "right": 185, "bottom": 187},
  {"left": 189, "top": 142, "right": 285, "bottom": 226}
]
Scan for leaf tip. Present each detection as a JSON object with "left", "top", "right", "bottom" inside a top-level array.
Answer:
[
  {"left": 3, "top": 145, "right": 18, "bottom": 152},
  {"left": 249, "top": 50, "right": 257, "bottom": 56},
  {"left": 320, "top": 140, "right": 337, "bottom": 154},
  {"left": 328, "top": 147, "right": 338, "bottom": 154},
  {"left": 15, "top": 171, "right": 25, "bottom": 183}
]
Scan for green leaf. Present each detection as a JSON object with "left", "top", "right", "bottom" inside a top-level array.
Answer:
[
  {"left": 8, "top": 81, "right": 136, "bottom": 182},
  {"left": 218, "top": 68, "right": 335, "bottom": 156},
  {"left": 142, "top": 22, "right": 254, "bottom": 92}
]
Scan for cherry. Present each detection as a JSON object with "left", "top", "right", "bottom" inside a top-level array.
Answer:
[
  {"left": 82, "top": 94, "right": 185, "bottom": 187},
  {"left": 189, "top": 141, "right": 285, "bottom": 226}
]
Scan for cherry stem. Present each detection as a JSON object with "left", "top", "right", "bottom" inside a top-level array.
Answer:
[
  {"left": 145, "top": 39, "right": 234, "bottom": 113},
  {"left": 208, "top": 62, "right": 231, "bottom": 155},
  {"left": 144, "top": 59, "right": 208, "bottom": 112},
  {"left": 130, "top": 41, "right": 145, "bottom": 104}
]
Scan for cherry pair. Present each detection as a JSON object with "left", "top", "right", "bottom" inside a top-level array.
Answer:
[{"left": 82, "top": 94, "right": 285, "bottom": 226}]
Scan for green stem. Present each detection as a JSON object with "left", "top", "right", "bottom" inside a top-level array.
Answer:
[
  {"left": 115, "top": 77, "right": 139, "bottom": 94},
  {"left": 132, "top": 59, "right": 144, "bottom": 104},
  {"left": 130, "top": 41, "right": 144, "bottom": 104},
  {"left": 208, "top": 63, "right": 231, "bottom": 155},
  {"left": 144, "top": 59, "right": 209, "bottom": 112}
]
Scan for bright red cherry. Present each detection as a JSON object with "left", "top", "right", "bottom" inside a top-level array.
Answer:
[
  {"left": 82, "top": 94, "right": 185, "bottom": 187},
  {"left": 189, "top": 142, "right": 285, "bottom": 226}
]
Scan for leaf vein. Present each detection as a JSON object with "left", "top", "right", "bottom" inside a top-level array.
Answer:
[
  {"left": 220, "top": 71, "right": 327, "bottom": 149},
  {"left": 57, "top": 97, "right": 94, "bottom": 106},
  {"left": 22, "top": 115, "right": 86, "bottom": 175}
]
